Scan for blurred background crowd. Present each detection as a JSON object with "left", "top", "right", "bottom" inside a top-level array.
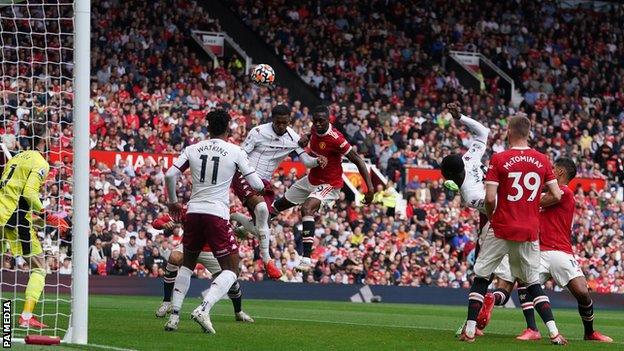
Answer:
[{"left": 0, "top": 0, "right": 622, "bottom": 293}]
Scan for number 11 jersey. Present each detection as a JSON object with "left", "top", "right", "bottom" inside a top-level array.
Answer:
[
  {"left": 173, "top": 139, "right": 256, "bottom": 219},
  {"left": 484, "top": 147, "right": 556, "bottom": 242}
]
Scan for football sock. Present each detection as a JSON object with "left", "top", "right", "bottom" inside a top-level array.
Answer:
[
  {"left": 22, "top": 268, "right": 46, "bottom": 319},
  {"left": 518, "top": 286, "right": 538, "bottom": 331},
  {"left": 254, "top": 202, "right": 271, "bottom": 262},
  {"left": 465, "top": 276, "right": 489, "bottom": 337},
  {"left": 230, "top": 212, "right": 258, "bottom": 235},
  {"left": 200, "top": 270, "right": 237, "bottom": 313},
  {"left": 171, "top": 266, "right": 192, "bottom": 315},
  {"left": 163, "top": 263, "right": 178, "bottom": 302},
  {"left": 228, "top": 281, "right": 242, "bottom": 313},
  {"left": 493, "top": 288, "right": 510, "bottom": 306},
  {"left": 302, "top": 216, "right": 315, "bottom": 258},
  {"left": 527, "top": 284, "right": 558, "bottom": 337},
  {"left": 578, "top": 301, "right": 594, "bottom": 335}
]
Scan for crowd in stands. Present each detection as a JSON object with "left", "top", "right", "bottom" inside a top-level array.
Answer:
[{"left": 0, "top": 0, "right": 622, "bottom": 293}]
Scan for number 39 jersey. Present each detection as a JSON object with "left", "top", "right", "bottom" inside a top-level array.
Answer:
[
  {"left": 484, "top": 147, "right": 556, "bottom": 242},
  {"left": 173, "top": 139, "right": 256, "bottom": 219}
]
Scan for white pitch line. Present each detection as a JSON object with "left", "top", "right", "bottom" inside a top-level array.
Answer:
[
  {"left": 75, "top": 343, "right": 138, "bottom": 351},
  {"left": 211, "top": 313, "right": 624, "bottom": 345}
]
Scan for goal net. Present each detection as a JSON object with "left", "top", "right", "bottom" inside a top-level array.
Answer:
[{"left": 0, "top": 0, "right": 81, "bottom": 342}]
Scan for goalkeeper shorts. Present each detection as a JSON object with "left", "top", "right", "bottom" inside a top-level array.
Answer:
[{"left": 1, "top": 210, "right": 43, "bottom": 257}]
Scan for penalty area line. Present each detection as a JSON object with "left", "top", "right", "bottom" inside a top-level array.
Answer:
[
  {"left": 212, "top": 313, "right": 624, "bottom": 345},
  {"left": 68, "top": 343, "right": 138, "bottom": 351}
]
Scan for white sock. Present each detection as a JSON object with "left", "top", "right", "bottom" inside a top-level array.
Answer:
[
  {"left": 254, "top": 202, "right": 271, "bottom": 262},
  {"left": 171, "top": 266, "right": 192, "bottom": 313},
  {"left": 546, "top": 320, "right": 559, "bottom": 338},
  {"left": 230, "top": 212, "right": 258, "bottom": 235},
  {"left": 465, "top": 320, "right": 477, "bottom": 337},
  {"left": 200, "top": 270, "right": 237, "bottom": 313},
  {"left": 21, "top": 312, "right": 32, "bottom": 320}
]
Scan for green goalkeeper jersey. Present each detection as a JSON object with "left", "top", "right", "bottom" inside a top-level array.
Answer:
[{"left": 0, "top": 150, "right": 49, "bottom": 225}]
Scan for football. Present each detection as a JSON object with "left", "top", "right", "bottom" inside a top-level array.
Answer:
[{"left": 250, "top": 64, "right": 275, "bottom": 86}]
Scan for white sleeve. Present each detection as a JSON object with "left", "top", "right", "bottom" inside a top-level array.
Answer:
[
  {"left": 299, "top": 151, "right": 319, "bottom": 168},
  {"left": 460, "top": 114, "right": 489, "bottom": 144},
  {"left": 241, "top": 128, "right": 258, "bottom": 155},
  {"left": 165, "top": 166, "right": 182, "bottom": 203},
  {"left": 236, "top": 148, "right": 264, "bottom": 191},
  {"left": 172, "top": 147, "right": 190, "bottom": 172}
]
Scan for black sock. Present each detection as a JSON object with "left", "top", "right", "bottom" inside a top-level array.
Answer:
[
  {"left": 527, "top": 284, "right": 555, "bottom": 324},
  {"left": 302, "top": 216, "right": 315, "bottom": 258},
  {"left": 578, "top": 301, "right": 594, "bottom": 335},
  {"left": 518, "top": 286, "right": 538, "bottom": 331},
  {"left": 467, "top": 277, "right": 489, "bottom": 321},
  {"left": 228, "top": 281, "right": 242, "bottom": 313},
  {"left": 163, "top": 264, "right": 178, "bottom": 302},
  {"left": 493, "top": 288, "right": 510, "bottom": 306}
]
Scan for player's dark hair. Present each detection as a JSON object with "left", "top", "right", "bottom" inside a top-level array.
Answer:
[
  {"left": 440, "top": 154, "right": 464, "bottom": 180},
  {"left": 555, "top": 157, "right": 577, "bottom": 181},
  {"left": 272, "top": 104, "right": 290, "bottom": 117},
  {"left": 312, "top": 105, "right": 329, "bottom": 118},
  {"left": 508, "top": 115, "right": 531, "bottom": 139},
  {"left": 207, "top": 109, "right": 231, "bottom": 136},
  {"left": 24, "top": 122, "right": 47, "bottom": 151}
]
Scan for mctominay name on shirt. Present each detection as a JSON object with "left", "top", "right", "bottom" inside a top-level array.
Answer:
[{"left": 503, "top": 155, "right": 543, "bottom": 171}]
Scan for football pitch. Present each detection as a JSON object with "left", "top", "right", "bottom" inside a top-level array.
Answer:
[{"left": 12, "top": 294, "right": 624, "bottom": 351}]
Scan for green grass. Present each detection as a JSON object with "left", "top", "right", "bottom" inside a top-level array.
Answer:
[{"left": 9, "top": 295, "right": 624, "bottom": 351}]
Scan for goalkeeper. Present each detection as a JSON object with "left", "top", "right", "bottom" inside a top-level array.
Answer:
[{"left": 0, "top": 131, "right": 68, "bottom": 329}]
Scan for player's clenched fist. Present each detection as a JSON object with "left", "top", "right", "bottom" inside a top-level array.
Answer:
[{"left": 446, "top": 102, "right": 461, "bottom": 120}]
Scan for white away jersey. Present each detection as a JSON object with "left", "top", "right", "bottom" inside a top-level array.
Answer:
[
  {"left": 173, "top": 139, "right": 256, "bottom": 219},
  {"left": 458, "top": 115, "right": 489, "bottom": 213},
  {"left": 242, "top": 123, "right": 305, "bottom": 180}
]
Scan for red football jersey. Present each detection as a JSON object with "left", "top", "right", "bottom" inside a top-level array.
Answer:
[
  {"left": 308, "top": 124, "right": 352, "bottom": 187},
  {"left": 484, "top": 147, "right": 556, "bottom": 242},
  {"left": 539, "top": 185, "right": 574, "bottom": 254}
]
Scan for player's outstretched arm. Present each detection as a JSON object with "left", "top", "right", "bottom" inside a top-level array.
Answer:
[
  {"left": 345, "top": 149, "right": 374, "bottom": 204},
  {"left": 299, "top": 151, "right": 326, "bottom": 169},
  {"left": 447, "top": 102, "right": 489, "bottom": 143}
]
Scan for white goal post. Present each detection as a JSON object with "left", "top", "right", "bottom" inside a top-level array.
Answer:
[
  {"left": 71, "top": 0, "right": 89, "bottom": 345},
  {"left": 0, "top": 0, "right": 89, "bottom": 345}
]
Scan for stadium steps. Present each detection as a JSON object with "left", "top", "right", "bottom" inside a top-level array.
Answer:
[{"left": 202, "top": 0, "right": 322, "bottom": 108}]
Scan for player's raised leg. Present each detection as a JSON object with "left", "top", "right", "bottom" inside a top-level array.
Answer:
[{"left": 297, "top": 197, "right": 321, "bottom": 271}]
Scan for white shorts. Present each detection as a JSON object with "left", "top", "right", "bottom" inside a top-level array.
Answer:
[
  {"left": 284, "top": 175, "right": 341, "bottom": 205},
  {"left": 171, "top": 244, "right": 222, "bottom": 275},
  {"left": 495, "top": 250, "right": 584, "bottom": 287},
  {"left": 494, "top": 255, "right": 514, "bottom": 283},
  {"left": 474, "top": 222, "right": 541, "bottom": 285},
  {"left": 538, "top": 250, "right": 584, "bottom": 287}
]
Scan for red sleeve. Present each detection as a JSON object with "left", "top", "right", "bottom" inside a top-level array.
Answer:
[
  {"left": 484, "top": 154, "right": 500, "bottom": 185},
  {"left": 336, "top": 133, "right": 352, "bottom": 155}
]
